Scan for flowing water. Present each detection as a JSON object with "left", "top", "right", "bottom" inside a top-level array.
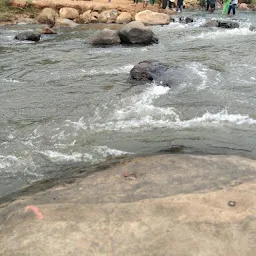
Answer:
[{"left": 0, "top": 10, "right": 256, "bottom": 197}]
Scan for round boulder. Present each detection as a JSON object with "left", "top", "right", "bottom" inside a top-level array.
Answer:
[
  {"left": 59, "top": 7, "right": 79, "bottom": 20},
  {"left": 130, "top": 60, "right": 168, "bottom": 81},
  {"left": 37, "top": 8, "right": 58, "bottom": 28},
  {"left": 116, "top": 12, "right": 132, "bottom": 24},
  {"left": 14, "top": 31, "right": 41, "bottom": 42},
  {"left": 135, "top": 10, "right": 170, "bottom": 25},
  {"left": 118, "top": 21, "right": 159, "bottom": 45},
  {"left": 98, "top": 9, "right": 119, "bottom": 23},
  {"left": 88, "top": 29, "right": 121, "bottom": 45},
  {"left": 238, "top": 3, "right": 249, "bottom": 10}
]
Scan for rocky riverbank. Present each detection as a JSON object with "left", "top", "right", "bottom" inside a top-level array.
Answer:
[
  {"left": 0, "top": 154, "right": 256, "bottom": 255},
  {"left": 1, "top": 0, "right": 255, "bottom": 26}
]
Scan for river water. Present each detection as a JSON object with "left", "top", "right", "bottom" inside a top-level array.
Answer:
[{"left": 0, "top": 10, "right": 256, "bottom": 197}]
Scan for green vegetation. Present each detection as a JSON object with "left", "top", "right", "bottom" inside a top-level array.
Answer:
[{"left": 0, "top": 0, "right": 39, "bottom": 23}]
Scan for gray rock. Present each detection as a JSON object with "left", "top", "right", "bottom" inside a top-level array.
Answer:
[
  {"left": 218, "top": 20, "right": 239, "bottom": 29},
  {"left": 130, "top": 60, "right": 190, "bottom": 87},
  {"left": 249, "top": 25, "right": 256, "bottom": 31},
  {"left": 88, "top": 29, "right": 121, "bottom": 45},
  {"left": 118, "top": 21, "right": 158, "bottom": 45},
  {"left": 204, "top": 19, "right": 219, "bottom": 27},
  {"left": 179, "top": 16, "right": 194, "bottom": 24},
  {"left": 203, "top": 19, "right": 239, "bottom": 29},
  {"left": 14, "top": 31, "right": 41, "bottom": 42},
  {"left": 130, "top": 60, "right": 168, "bottom": 81}
]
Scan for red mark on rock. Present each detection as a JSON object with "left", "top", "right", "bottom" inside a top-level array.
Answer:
[{"left": 25, "top": 205, "right": 44, "bottom": 220}]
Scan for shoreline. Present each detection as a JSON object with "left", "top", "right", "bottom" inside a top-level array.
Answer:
[{"left": 1, "top": 0, "right": 255, "bottom": 27}]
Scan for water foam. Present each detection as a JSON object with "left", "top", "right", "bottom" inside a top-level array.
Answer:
[
  {"left": 40, "top": 150, "right": 93, "bottom": 163},
  {"left": 0, "top": 155, "right": 19, "bottom": 169},
  {"left": 176, "top": 110, "right": 256, "bottom": 128},
  {"left": 2, "top": 78, "right": 20, "bottom": 83},
  {"left": 189, "top": 27, "right": 254, "bottom": 40},
  {"left": 189, "top": 63, "right": 209, "bottom": 90},
  {"left": 40, "top": 146, "right": 132, "bottom": 164}
]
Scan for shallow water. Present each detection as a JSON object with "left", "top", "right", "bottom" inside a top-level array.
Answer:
[{"left": 0, "top": 10, "right": 256, "bottom": 197}]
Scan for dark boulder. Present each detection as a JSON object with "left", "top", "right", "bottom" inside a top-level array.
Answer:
[
  {"left": 130, "top": 60, "right": 191, "bottom": 87},
  {"left": 14, "top": 32, "right": 41, "bottom": 42},
  {"left": 118, "top": 21, "right": 158, "bottom": 45},
  {"left": 218, "top": 20, "right": 239, "bottom": 29},
  {"left": 179, "top": 17, "right": 194, "bottom": 24},
  {"left": 130, "top": 60, "right": 168, "bottom": 81},
  {"left": 203, "top": 19, "right": 239, "bottom": 29},
  {"left": 249, "top": 25, "right": 256, "bottom": 31},
  {"left": 88, "top": 29, "right": 121, "bottom": 45}
]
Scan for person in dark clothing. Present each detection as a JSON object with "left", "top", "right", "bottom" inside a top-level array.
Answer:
[
  {"left": 228, "top": 0, "right": 238, "bottom": 15},
  {"left": 206, "top": 0, "right": 210, "bottom": 10},
  {"left": 208, "top": 0, "right": 216, "bottom": 13},
  {"left": 176, "top": 0, "right": 183, "bottom": 12}
]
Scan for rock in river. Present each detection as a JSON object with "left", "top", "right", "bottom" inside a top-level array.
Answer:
[{"left": 14, "top": 31, "right": 41, "bottom": 42}]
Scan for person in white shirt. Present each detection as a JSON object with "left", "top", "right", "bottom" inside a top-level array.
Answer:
[{"left": 228, "top": 0, "right": 238, "bottom": 15}]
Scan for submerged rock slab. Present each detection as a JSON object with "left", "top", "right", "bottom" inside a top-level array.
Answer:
[{"left": 0, "top": 154, "right": 256, "bottom": 255}]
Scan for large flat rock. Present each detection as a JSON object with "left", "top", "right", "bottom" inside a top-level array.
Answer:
[{"left": 0, "top": 154, "right": 256, "bottom": 255}]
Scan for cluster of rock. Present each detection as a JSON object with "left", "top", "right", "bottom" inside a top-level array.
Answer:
[
  {"left": 88, "top": 21, "right": 158, "bottom": 46},
  {"left": 37, "top": 7, "right": 171, "bottom": 28}
]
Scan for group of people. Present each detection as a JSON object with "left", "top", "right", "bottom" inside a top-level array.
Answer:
[
  {"left": 202, "top": 0, "right": 238, "bottom": 15},
  {"left": 133, "top": 0, "right": 238, "bottom": 15}
]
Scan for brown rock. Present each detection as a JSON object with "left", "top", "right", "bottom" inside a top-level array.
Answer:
[
  {"left": 98, "top": 9, "right": 119, "bottom": 23},
  {"left": 116, "top": 12, "right": 132, "bottom": 24},
  {"left": 40, "top": 26, "right": 57, "bottom": 34},
  {"left": 135, "top": 10, "right": 171, "bottom": 25},
  {"left": 59, "top": 7, "right": 79, "bottom": 20},
  {"left": 238, "top": 3, "right": 249, "bottom": 10},
  {"left": 90, "top": 11, "right": 99, "bottom": 23},
  {"left": 37, "top": 8, "right": 58, "bottom": 28},
  {"left": 80, "top": 10, "right": 92, "bottom": 23}
]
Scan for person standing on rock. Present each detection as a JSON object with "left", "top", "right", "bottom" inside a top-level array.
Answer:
[
  {"left": 228, "top": 0, "right": 238, "bottom": 15},
  {"left": 176, "top": 0, "right": 183, "bottom": 12}
]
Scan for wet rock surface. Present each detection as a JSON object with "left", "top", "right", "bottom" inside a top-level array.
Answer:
[
  {"left": 14, "top": 31, "right": 41, "bottom": 41},
  {"left": 118, "top": 21, "right": 158, "bottom": 45},
  {"left": 0, "top": 154, "right": 256, "bottom": 255},
  {"left": 88, "top": 28, "right": 121, "bottom": 45},
  {"left": 130, "top": 60, "right": 195, "bottom": 87}
]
